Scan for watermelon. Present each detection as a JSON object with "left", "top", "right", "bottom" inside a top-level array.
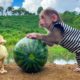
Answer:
[{"left": 14, "top": 37, "right": 48, "bottom": 73}]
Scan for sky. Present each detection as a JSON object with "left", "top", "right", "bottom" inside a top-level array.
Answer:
[
  {"left": 0, "top": 0, "right": 80, "bottom": 13},
  {"left": 12, "top": 0, "right": 23, "bottom": 7}
]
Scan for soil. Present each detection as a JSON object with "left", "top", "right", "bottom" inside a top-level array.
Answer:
[{"left": 0, "top": 63, "right": 80, "bottom": 80}]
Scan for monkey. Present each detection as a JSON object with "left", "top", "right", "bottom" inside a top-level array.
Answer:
[{"left": 27, "top": 8, "right": 80, "bottom": 72}]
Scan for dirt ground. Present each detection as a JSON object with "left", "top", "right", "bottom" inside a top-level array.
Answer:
[{"left": 0, "top": 63, "right": 80, "bottom": 80}]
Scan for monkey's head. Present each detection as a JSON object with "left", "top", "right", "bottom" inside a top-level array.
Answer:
[{"left": 39, "top": 8, "right": 62, "bottom": 29}]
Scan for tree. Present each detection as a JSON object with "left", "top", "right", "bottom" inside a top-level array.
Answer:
[
  {"left": 0, "top": 7, "right": 4, "bottom": 15},
  {"left": 7, "top": 6, "right": 13, "bottom": 11},
  {"left": 24, "top": 10, "right": 30, "bottom": 15},
  {"left": 6, "top": 6, "right": 14, "bottom": 16},
  {"left": 18, "top": 8, "right": 26, "bottom": 15},
  {"left": 73, "top": 15, "right": 80, "bottom": 29},
  {"left": 37, "top": 7, "right": 43, "bottom": 15},
  {"left": 12, "top": 9, "right": 19, "bottom": 15},
  {"left": 62, "top": 11, "right": 76, "bottom": 24}
]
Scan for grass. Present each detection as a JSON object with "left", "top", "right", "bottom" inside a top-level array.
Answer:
[
  {"left": 0, "top": 14, "right": 79, "bottom": 63},
  {"left": 48, "top": 45, "right": 76, "bottom": 62}
]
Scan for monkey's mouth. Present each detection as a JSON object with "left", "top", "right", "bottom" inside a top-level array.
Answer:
[{"left": 40, "top": 24, "right": 47, "bottom": 28}]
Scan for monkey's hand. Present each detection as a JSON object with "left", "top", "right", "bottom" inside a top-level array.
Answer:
[
  {"left": 73, "top": 67, "right": 80, "bottom": 72},
  {"left": 27, "top": 33, "right": 42, "bottom": 39}
]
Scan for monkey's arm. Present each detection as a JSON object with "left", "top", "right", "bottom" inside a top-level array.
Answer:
[
  {"left": 41, "top": 34, "right": 54, "bottom": 46},
  {"left": 41, "top": 27, "right": 63, "bottom": 46}
]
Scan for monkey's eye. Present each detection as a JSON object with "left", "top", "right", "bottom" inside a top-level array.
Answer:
[{"left": 41, "top": 15, "right": 44, "bottom": 19}]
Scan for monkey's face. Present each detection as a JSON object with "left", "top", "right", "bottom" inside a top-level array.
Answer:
[{"left": 39, "top": 14, "right": 52, "bottom": 29}]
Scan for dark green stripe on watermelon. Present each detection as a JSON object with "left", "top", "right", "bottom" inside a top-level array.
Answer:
[{"left": 14, "top": 38, "right": 48, "bottom": 73}]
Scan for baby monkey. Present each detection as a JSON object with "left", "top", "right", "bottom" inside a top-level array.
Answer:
[{"left": 27, "top": 8, "right": 80, "bottom": 72}]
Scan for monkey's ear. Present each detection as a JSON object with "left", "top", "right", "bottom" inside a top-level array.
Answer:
[
  {"left": 51, "top": 14, "right": 58, "bottom": 22},
  {"left": 54, "top": 23, "right": 65, "bottom": 35}
]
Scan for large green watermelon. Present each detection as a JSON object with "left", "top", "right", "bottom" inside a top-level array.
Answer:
[{"left": 14, "top": 37, "right": 48, "bottom": 73}]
